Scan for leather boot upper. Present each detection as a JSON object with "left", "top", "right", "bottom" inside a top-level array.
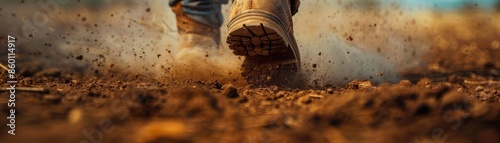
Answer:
[{"left": 229, "top": 0, "right": 300, "bottom": 34}]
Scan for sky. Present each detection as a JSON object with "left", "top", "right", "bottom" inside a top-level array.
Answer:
[{"left": 400, "top": 0, "right": 498, "bottom": 10}]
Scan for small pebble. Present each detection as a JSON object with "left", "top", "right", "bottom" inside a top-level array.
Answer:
[
  {"left": 298, "top": 96, "right": 312, "bottom": 105},
  {"left": 358, "top": 81, "right": 373, "bottom": 89},
  {"left": 222, "top": 84, "right": 239, "bottom": 98},
  {"left": 398, "top": 80, "right": 412, "bottom": 86},
  {"left": 68, "top": 108, "right": 83, "bottom": 124},
  {"left": 441, "top": 92, "right": 465, "bottom": 108},
  {"left": 326, "top": 88, "right": 334, "bottom": 94},
  {"left": 417, "top": 78, "right": 433, "bottom": 86},
  {"left": 475, "top": 86, "right": 484, "bottom": 92}
]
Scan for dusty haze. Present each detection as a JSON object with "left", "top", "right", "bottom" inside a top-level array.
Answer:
[{"left": 1, "top": 0, "right": 498, "bottom": 86}]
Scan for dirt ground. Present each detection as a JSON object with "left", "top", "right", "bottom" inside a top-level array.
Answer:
[{"left": 1, "top": 1, "right": 500, "bottom": 143}]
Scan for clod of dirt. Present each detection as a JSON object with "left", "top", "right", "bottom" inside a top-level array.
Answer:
[
  {"left": 411, "top": 102, "right": 433, "bottom": 116},
  {"left": 67, "top": 108, "right": 83, "bottom": 124},
  {"left": 136, "top": 120, "right": 191, "bottom": 143},
  {"left": 42, "top": 95, "right": 62, "bottom": 104},
  {"left": 298, "top": 96, "right": 312, "bottom": 105},
  {"left": 117, "top": 89, "right": 165, "bottom": 117},
  {"left": 440, "top": 92, "right": 466, "bottom": 109},
  {"left": 478, "top": 92, "right": 493, "bottom": 101},
  {"left": 326, "top": 88, "right": 334, "bottom": 94},
  {"left": 237, "top": 96, "right": 248, "bottom": 104},
  {"left": 417, "top": 78, "right": 433, "bottom": 87},
  {"left": 475, "top": 86, "right": 485, "bottom": 92},
  {"left": 470, "top": 103, "right": 492, "bottom": 119},
  {"left": 346, "top": 80, "right": 374, "bottom": 90},
  {"left": 358, "top": 81, "right": 373, "bottom": 89},
  {"left": 165, "top": 88, "right": 221, "bottom": 119},
  {"left": 88, "top": 86, "right": 101, "bottom": 97},
  {"left": 222, "top": 84, "right": 239, "bottom": 98},
  {"left": 398, "top": 80, "right": 412, "bottom": 86}
]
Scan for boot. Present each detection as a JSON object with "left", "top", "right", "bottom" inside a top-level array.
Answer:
[
  {"left": 171, "top": 1, "right": 226, "bottom": 50},
  {"left": 226, "top": 0, "right": 301, "bottom": 84}
]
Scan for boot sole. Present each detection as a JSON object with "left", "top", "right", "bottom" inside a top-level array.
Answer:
[{"left": 226, "top": 10, "right": 300, "bottom": 85}]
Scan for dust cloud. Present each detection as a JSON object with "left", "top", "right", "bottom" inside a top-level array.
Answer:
[
  {"left": 1, "top": 0, "right": 498, "bottom": 86},
  {"left": 293, "top": 0, "right": 500, "bottom": 86}
]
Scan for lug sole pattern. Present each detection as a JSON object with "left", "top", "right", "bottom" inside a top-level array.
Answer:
[{"left": 227, "top": 23, "right": 298, "bottom": 85}]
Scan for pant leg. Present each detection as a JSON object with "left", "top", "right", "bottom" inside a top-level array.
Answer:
[
  {"left": 169, "top": 0, "right": 228, "bottom": 27},
  {"left": 291, "top": 0, "right": 300, "bottom": 16}
]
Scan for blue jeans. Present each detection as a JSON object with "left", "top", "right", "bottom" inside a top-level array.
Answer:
[{"left": 169, "top": 0, "right": 229, "bottom": 27}]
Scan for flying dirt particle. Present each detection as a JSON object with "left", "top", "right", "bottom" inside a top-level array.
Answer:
[
  {"left": 347, "top": 36, "right": 354, "bottom": 41},
  {"left": 75, "top": 55, "right": 83, "bottom": 60},
  {"left": 222, "top": 84, "right": 239, "bottom": 98},
  {"left": 312, "top": 64, "right": 317, "bottom": 68},
  {"left": 318, "top": 52, "right": 322, "bottom": 56},
  {"left": 157, "top": 54, "right": 161, "bottom": 58},
  {"left": 81, "top": 17, "right": 87, "bottom": 22},
  {"left": 146, "top": 8, "right": 151, "bottom": 12}
]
